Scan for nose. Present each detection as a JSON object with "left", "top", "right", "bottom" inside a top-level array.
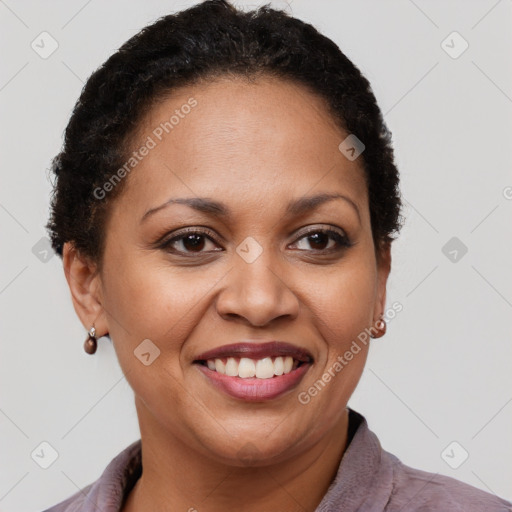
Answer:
[{"left": 216, "top": 250, "right": 300, "bottom": 327}]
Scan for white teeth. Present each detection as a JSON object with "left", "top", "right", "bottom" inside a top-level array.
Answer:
[
  {"left": 255, "top": 357, "right": 274, "bottom": 379},
  {"left": 283, "top": 356, "right": 293, "bottom": 373},
  {"left": 273, "top": 356, "right": 284, "bottom": 375},
  {"left": 238, "top": 357, "right": 256, "bottom": 378},
  {"left": 214, "top": 358, "right": 226, "bottom": 374},
  {"left": 225, "top": 357, "right": 239, "bottom": 376},
  {"left": 205, "top": 355, "right": 302, "bottom": 378}
]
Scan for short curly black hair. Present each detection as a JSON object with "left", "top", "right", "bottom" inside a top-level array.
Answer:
[{"left": 46, "top": 0, "right": 404, "bottom": 269}]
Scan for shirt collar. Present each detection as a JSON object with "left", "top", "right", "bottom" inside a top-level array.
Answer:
[{"left": 315, "top": 408, "right": 393, "bottom": 511}]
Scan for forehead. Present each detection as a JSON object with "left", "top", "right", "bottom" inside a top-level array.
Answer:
[{"left": 118, "top": 75, "right": 368, "bottom": 220}]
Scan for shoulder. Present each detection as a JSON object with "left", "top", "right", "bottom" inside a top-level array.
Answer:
[
  {"left": 384, "top": 450, "right": 512, "bottom": 512},
  {"left": 40, "top": 439, "right": 142, "bottom": 512},
  {"left": 322, "top": 409, "right": 512, "bottom": 512}
]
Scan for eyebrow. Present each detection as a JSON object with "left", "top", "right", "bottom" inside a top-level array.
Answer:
[{"left": 141, "top": 193, "right": 360, "bottom": 224}]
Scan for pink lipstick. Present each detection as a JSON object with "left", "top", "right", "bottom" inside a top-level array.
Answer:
[{"left": 194, "top": 341, "right": 313, "bottom": 402}]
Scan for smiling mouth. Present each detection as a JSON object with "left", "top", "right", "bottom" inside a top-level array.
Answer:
[
  {"left": 193, "top": 340, "right": 314, "bottom": 379},
  {"left": 196, "top": 356, "right": 305, "bottom": 379},
  {"left": 193, "top": 341, "right": 314, "bottom": 401},
  {"left": 195, "top": 357, "right": 312, "bottom": 402}
]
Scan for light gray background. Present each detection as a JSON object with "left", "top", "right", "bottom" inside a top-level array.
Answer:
[{"left": 1, "top": 0, "right": 511, "bottom": 510}]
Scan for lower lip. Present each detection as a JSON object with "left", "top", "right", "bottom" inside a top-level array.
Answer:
[{"left": 196, "top": 363, "right": 311, "bottom": 402}]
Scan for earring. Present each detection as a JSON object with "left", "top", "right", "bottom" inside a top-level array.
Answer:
[
  {"left": 370, "top": 317, "right": 386, "bottom": 339},
  {"left": 84, "top": 326, "right": 97, "bottom": 354}
]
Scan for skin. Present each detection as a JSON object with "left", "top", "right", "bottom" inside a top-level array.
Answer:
[{"left": 63, "top": 75, "right": 391, "bottom": 512}]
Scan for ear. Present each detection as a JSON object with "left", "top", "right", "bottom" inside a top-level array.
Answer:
[
  {"left": 373, "top": 240, "right": 392, "bottom": 322},
  {"left": 62, "top": 241, "right": 108, "bottom": 336}
]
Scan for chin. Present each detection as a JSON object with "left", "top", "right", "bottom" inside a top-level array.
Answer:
[{"left": 193, "top": 426, "right": 306, "bottom": 467}]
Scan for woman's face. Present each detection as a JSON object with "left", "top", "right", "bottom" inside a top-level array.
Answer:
[{"left": 74, "top": 76, "right": 390, "bottom": 465}]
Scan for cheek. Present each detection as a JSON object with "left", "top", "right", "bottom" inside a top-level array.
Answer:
[
  {"left": 101, "top": 253, "right": 223, "bottom": 365},
  {"left": 311, "top": 257, "right": 377, "bottom": 350},
  {"left": 297, "top": 256, "right": 375, "bottom": 415},
  {"left": 101, "top": 258, "right": 208, "bottom": 425}
]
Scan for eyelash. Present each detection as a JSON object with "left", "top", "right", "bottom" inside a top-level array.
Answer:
[{"left": 158, "top": 226, "right": 353, "bottom": 256}]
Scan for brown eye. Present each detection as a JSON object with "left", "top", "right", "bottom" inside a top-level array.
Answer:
[
  {"left": 291, "top": 228, "right": 351, "bottom": 252},
  {"left": 160, "top": 229, "right": 222, "bottom": 255}
]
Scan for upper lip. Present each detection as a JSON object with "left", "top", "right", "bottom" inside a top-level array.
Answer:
[{"left": 194, "top": 341, "right": 314, "bottom": 363}]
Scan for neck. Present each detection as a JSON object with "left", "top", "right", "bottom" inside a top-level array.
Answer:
[{"left": 122, "top": 402, "right": 350, "bottom": 512}]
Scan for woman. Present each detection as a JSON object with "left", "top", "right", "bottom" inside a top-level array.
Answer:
[{"left": 43, "top": 1, "right": 512, "bottom": 510}]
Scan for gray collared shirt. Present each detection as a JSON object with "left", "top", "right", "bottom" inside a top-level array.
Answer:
[{"left": 42, "top": 409, "right": 512, "bottom": 511}]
